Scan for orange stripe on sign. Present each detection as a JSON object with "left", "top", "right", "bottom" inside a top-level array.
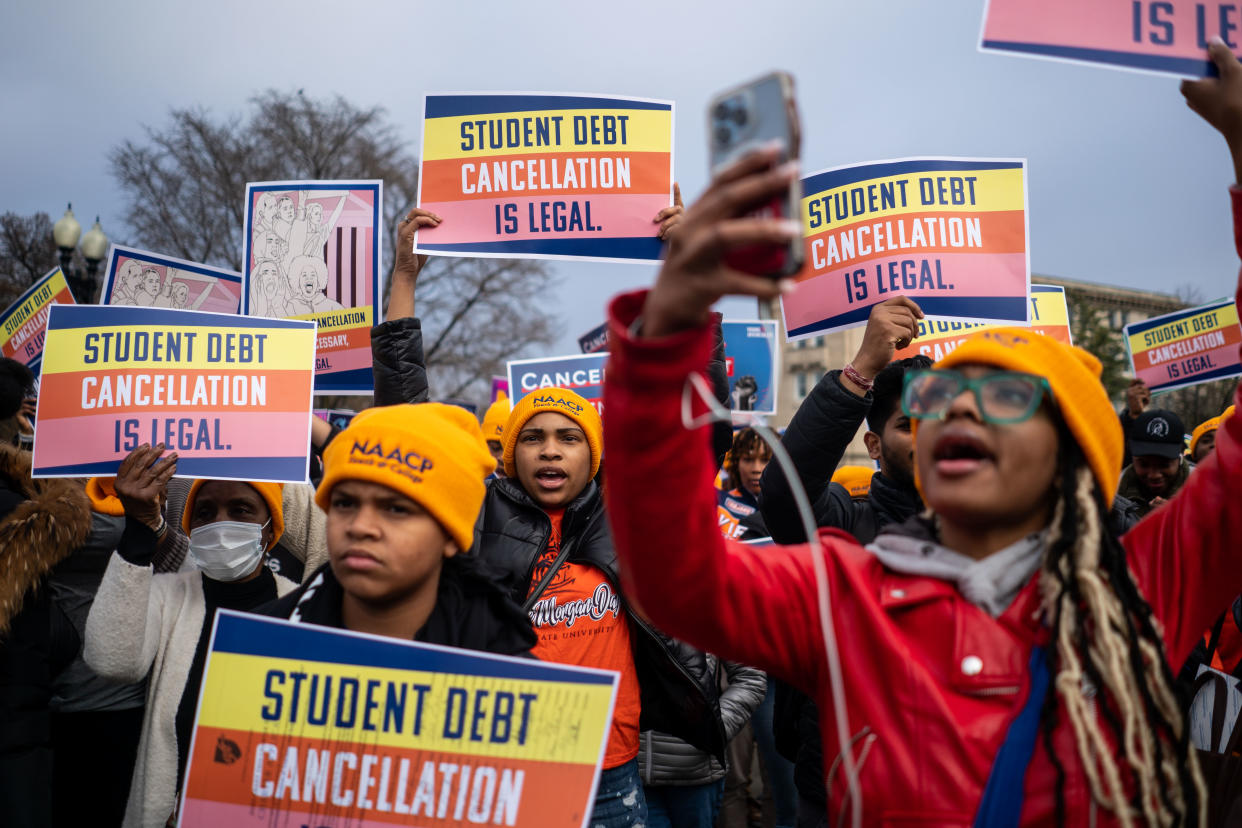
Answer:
[
  {"left": 39, "top": 368, "right": 312, "bottom": 417},
  {"left": 315, "top": 326, "right": 368, "bottom": 354},
  {"left": 1132, "top": 324, "right": 1242, "bottom": 371},
  {"left": 421, "top": 151, "right": 671, "bottom": 202},
  {"left": 184, "top": 726, "right": 598, "bottom": 828},
  {"left": 804, "top": 209, "right": 1026, "bottom": 270}
]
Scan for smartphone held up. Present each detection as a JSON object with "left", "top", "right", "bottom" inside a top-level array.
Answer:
[{"left": 707, "top": 71, "right": 803, "bottom": 278}]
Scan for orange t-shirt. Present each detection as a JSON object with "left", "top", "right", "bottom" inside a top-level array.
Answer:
[{"left": 527, "top": 510, "right": 641, "bottom": 768}]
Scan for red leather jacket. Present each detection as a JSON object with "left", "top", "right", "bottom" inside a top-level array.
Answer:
[{"left": 602, "top": 190, "right": 1242, "bottom": 827}]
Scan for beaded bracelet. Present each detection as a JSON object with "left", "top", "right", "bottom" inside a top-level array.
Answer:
[{"left": 842, "top": 362, "right": 875, "bottom": 392}]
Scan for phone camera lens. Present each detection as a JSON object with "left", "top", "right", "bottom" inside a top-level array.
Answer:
[
  {"left": 714, "top": 125, "right": 733, "bottom": 147},
  {"left": 732, "top": 107, "right": 748, "bottom": 127},
  {"left": 713, "top": 103, "right": 732, "bottom": 122}
]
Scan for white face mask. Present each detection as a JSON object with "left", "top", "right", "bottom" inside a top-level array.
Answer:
[{"left": 188, "top": 520, "right": 268, "bottom": 582}]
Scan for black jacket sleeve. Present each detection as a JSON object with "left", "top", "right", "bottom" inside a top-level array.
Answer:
[
  {"left": 371, "top": 317, "right": 430, "bottom": 406},
  {"left": 758, "top": 369, "right": 871, "bottom": 544}
]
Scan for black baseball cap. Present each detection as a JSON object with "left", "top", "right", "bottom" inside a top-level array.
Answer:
[{"left": 1128, "top": 409, "right": 1186, "bottom": 459}]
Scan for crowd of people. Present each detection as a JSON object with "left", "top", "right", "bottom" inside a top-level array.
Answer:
[{"left": 4, "top": 43, "right": 1242, "bottom": 828}]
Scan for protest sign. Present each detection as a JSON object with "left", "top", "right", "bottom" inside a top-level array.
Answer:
[
  {"left": 0, "top": 267, "right": 74, "bottom": 373},
  {"left": 415, "top": 93, "right": 673, "bottom": 263},
  {"left": 783, "top": 157, "right": 1030, "bottom": 341},
  {"left": 578, "top": 322, "right": 608, "bottom": 354},
  {"left": 179, "top": 611, "right": 618, "bottom": 828},
  {"left": 242, "top": 181, "right": 383, "bottom": 395},
  {"left": 721, "top": 320, "right": 779, "bottom": 415},
  {"left": 32, "top": 305, "right": 315, "bottom": 482},
  {"left": 507, "top": 353, "right": 607, "bottom": 416},
  {"left": 893, "top": 284, "right": 1072, "bottom": 362},
  {"left": 491, "top": 375, "right": 509, "bottom": 404},
  {"left": 1125, "top": 298, "right": 1242, "bottom": 392},
  {"left": 980, "top": 0, "right": 1238, "bottom": 79},
  {"left": 102, "top": 245, "right": 243, "bottom": 314}
]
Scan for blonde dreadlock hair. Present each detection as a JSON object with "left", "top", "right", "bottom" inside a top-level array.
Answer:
[{"left": 1038, "top": 440, "right": 1206, "bottom": 828}]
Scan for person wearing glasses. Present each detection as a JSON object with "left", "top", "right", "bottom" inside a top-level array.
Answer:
[{"left": 600, "top": 47, "right": 1242, "bottom": 826}]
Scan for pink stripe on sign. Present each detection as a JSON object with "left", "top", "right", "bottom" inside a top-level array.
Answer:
[
  {"left": 33, "top": 410, "right": 310, "bottom": 468},
  {"left": 316, "top": 340, "right": 373, "bottom": 374},
  {"left": 983, "top": 0, "right": 1213, "bottom": 60},
  {"left": 419, "top": 193, "right": 667, "bottom": 243},
  {"left": 181, "top": 799, "right": 405, "bottom": 828},
  {"left": 1137, "top": 343, "right": 1241, "bottom": 388},
  {"left": 784, "top": 252, "right": 1028, "bottom": 332}
]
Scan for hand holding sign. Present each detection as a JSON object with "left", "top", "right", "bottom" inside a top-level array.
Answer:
[
  {"left": 643, "top": 147, "right": 800, "bottom": 338},
  {"left": 849, "top": 297, "right": 925, "bottom": 388},
  {"left": 1182, "top": 39, "right": 1242, "bottom": 184},
  {"left": 390, "top": 207, "right": 441, "bottom": 319},
  {"left": 655, "top": 182, "right": 685, "bottom": 242},
  {"left": 114, "top": 443, "right": 178, "bottom": 531}
]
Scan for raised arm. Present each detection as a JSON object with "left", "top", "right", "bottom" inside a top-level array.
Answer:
[
  {"left": 759, "top": 298, "right": 921, "bottom": 542},
  {"left": 1125, "top": 40, "right": 1242, "bottom": 666},
  {"left": 605, "top": 147, "right": 835, "bottom": 685},
  {"left": 373, "top": 208, "right": 436, "bottom": 405}
]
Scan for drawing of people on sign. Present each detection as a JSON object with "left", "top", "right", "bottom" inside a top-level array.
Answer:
[
  {"left": 284, "top": 255, "right": 344, "bottom": 315},
  {"left": 101, "top": 247, "right": 244, "bottom": 315},
  {"left": 242, "top": 181, "right": 382, "bottom": 394}
]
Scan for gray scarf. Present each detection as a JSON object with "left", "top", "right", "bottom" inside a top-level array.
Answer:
[{"left": 866, "top": 529, "right": 1048, "bottom": 617}]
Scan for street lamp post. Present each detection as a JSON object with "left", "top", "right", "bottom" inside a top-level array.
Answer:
[{"left": 52, "top": 204, "right": 110, "bottom": 302}]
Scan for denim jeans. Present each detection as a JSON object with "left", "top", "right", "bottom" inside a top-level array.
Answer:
[
  {"left": 644, "top": 778, "right": 724, "bottom": 828},
  {"left": 591, "top": 758, "right": 648, "bottom": 827},
  {"left": 753, "top": 678, "right": 798, "bottom": 828}
]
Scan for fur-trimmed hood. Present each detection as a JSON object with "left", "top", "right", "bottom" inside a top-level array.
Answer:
[{"left": 0, "top": 444, "right": 91, "bottom": 634}]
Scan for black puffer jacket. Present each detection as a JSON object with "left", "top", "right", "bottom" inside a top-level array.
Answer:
[{"left": 477, "top": 476, "right": 728, "bottom": 760}]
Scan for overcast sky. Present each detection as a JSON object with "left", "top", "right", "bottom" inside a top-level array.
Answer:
[{"left": 3, "top": 0, "right": 1235, "bottom": 356}]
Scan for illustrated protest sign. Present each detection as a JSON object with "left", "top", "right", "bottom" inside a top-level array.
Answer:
[
  {"left": 893, "top": 284, "right": 1072, "bottom": 361},
  {"left": 783, "top": 157, "right": 1030, "bottom": 341},
  {"left": 32, "top": 305, "right": 315, "bottom": 482},
  {"left": 178, "top": 611, "right": 618, "bottom": 828},
  {"left": 102, "top": 245, "right": 243, "bottom": 315},
  {"left": 313, "top": 408, "right": 357, "bottom": 431},
  {"left": 721, "top": 320, "right": 779, "bottom": 415},
  {"left": 507, "top": 353, "right": 607, "bottom": 416},
  {"left": 415, "top": 93, "right": 673, "bottom": 263},
  {"left": 980, "top": 0, "right": 1241, "bottom": 79},
  {"left": 242, "top": 181, "right": 383, "bottom": 395},
  {"left": 0, "top": 267, "right": 75, "bottom": 373},
  {"left": 1124, "top": 298, "right": 1242, "bottom": 392}
]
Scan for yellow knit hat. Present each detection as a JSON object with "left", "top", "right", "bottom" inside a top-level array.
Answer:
[
  {"left": 86, "top": 477, "right": 125, "bottom": 516},
  {"left": 501, "top": 387, "right": 602, "bottom": 479},
  {"left": 1190, "top": 403, "right": 1237, "bottom": 456},
  {"left": 182, "top": 479, "right": 286, "bottom": 551},
  {"left": 831, "top": 465, "right": 875, "bottom": 500},
  {"left": 317, "top": 403, "right": 493, "bottom": 551},
  {"left": 481, "top": 391, "right": 510, "bottom": 441},
  {"left": 918, "top": 327, "right": 1124, "bottom": 504}
]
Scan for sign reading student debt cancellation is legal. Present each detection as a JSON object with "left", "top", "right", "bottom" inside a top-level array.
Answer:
[
  {"left": 0, "top": 267, "right": 74, "bottom": 372},
  {"left": 980, "top": 0, "right": 1242, "bottom": 79},
  {"left": 31, "top": 305, "right": 316, "bottom": 482},
  {"left": 507, "top": 353, "right": 607, "bottom": 415},
  {"left": 783, "top": 157, "right": 1030, "bottom": 341},
  {"left": 1125, "top": 298, "right": 1242, "bottom": 392},
  {"left": 178, "top": 611, "right": 618, "bottom": 828},
  {"left": 415, "top": 93, "right": 673, "bottom": 263},
  {"left": 893, "top": 284, "right": 1072, "bottom": 362}
]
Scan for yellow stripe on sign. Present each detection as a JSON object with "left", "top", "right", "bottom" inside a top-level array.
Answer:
[
  {"left": 194, "top": 652, "right": 614, "bottom": 766},
  {"left": 1128, "top": 303, "right": 1241, "bottom": 355},
  {"left": 284, "top": 307, "right": 374, "bottom": 328},
  {"left": 801, "top": 167, "right": 1026, "bottom": 234},
  {"left": 424, "top": 109, "right": 672, "bottom": 160},
  {"left": 1028, "top": 289, "right": 1069, "bottom": 327},
  {"left": 40, "top": 325, "right": 315, "bottom": 374},
  {"left": 0, "top": 270, "right": 70, "bottom": 348}
]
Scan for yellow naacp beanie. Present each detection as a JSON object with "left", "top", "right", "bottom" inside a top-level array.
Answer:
[
  {"left": 1191, "top": 404, "right": 1238, "bottom": 456},
  {"left": 86, "top": 477, "right": 125, "bottom": 516},
  {"left": 481, "top": 391, "right": 510, "bottom": 441},
  {"left": 920, "top": 327, "right": 1124, "bottom": 504},
  {"left": 832, "top": 465, "right": 875, "bottom": 500},
  {"left": 182, "top": 479, "right": 286, "bottom": 551},
  {"left": 317, "top": 403, "right": 493, "bottom": 551},
  {"left": 501, "top": 387, "right": 603, "bottom": 479}
]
